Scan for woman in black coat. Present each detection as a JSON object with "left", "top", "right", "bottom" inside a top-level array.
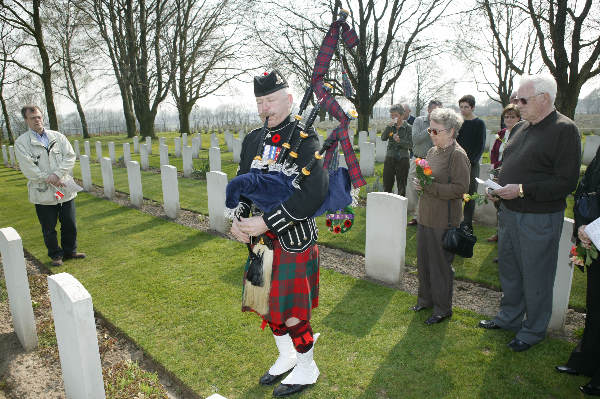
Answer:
[{"left": 555, "top": 147, "right": 600, "bottom": 396}]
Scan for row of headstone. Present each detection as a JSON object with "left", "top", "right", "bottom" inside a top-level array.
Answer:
[
  {"left": 2, "top": 144, "right": 8, "bottom": 166},
  {"left": 0, "top": 228, "right": 105, "bottom": 397}
]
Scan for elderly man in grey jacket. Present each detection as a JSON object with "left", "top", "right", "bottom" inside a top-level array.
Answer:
[{"left": 14, "top": 105, "right": 85, "bottom": 266}]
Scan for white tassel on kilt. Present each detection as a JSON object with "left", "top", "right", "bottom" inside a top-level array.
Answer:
[
  {"left": 241, "top": 242, "right": 273, "bottom": 316},
  {"left": 281, "top": 333, "right": 320, "bottom": 385},
  {"left": 269, "top": 334, "right": 297, "bottom": 376}
]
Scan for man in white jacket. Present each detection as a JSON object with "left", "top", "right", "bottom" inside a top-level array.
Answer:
[{"left": 14, "top": 105, "right": 85, "bottom": 266}]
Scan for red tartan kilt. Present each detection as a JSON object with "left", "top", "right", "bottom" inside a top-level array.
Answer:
[{"left": 242, "top": 239, "right": 319, "bottom": 325}]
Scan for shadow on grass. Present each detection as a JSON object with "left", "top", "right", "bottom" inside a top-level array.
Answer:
[
  {"left": 155, "top": 230, "right": 219, "bottom": 256},
  {"left": 112, "top": 218, "right": 163, "bottom": 236},
  {"left": 1, "top": 176, "right": 26, "bottom": 183},
  {"left": 358, "top": 315, "right": 453, "bottom": 398},
  {"left": 220, "top": 260, "right": 245, "bottom": 287},
  {"left": 322, "top": 279, "right": 394, "bottom": 337},
  {"left": 79, "top": 205, "right": 130, "bottom": 222}
]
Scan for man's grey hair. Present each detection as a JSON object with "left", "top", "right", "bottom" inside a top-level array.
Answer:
[
  {"left": 430, "top": 107, "right": 463, "bottom": 138},
  {"left": 519, "top": 73, "right": 557, "bottom": 104},
  {"left": 402, "top": 103, "right": 411, "bottom": 114},
  {"left": 390, "top": 104, "right": 404, "bottom": 114}
]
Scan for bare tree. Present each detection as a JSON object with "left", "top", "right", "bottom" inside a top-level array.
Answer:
[
  {"left": 483, "top": 0, "right": 600, "bottom": 119},
  {"left": 0, "top": 22, "right": 16, "bottom": 144},
  {"left": 411, "top": 61, "right": 455, "bottom": 116},
  {"left": 253, "top": 0, "right": 452, "bottom": 131},
  {"left": 170, "top": 0, "right": 248, "bottom": 134},
  {"left": 87, "top": 0, "right": 137, "bottom": 137},
  {"left": 0, "top": 0, "right": 61, "bottom": 130},
  {"left": 457, "top": 0, "right": 539, "bottom": 108},
  {"left": 46, "top": 0, "right": 98, "bottom": 138}
]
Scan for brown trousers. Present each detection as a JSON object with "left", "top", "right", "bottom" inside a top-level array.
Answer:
[{"left": 416, "top": 224, "right": 455, "bottom": 316}]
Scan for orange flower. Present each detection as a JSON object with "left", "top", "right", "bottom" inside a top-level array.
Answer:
[
  {"left": 415, "top": 157, "right": 421, "bottom": 165},
  {"left": 423, "top": 167, "right": 432, "bottom": 176},
  {"left": 463, "top": 193, "right": 470, "bottom": 202}
]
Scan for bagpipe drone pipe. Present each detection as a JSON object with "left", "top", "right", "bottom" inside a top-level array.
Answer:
[{"left": 225, "top": 9, "right": 366, "bottom": 221}]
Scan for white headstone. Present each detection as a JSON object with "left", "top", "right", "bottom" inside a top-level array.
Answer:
[
  {"left": 159, "top": 137, "right": 166, "bottom": 147},
  {"left": 160, "top": 144, "right": 170, "bottom": 166},
  {"left": 209, "top": 147, "right": 221, "bottom": 172},
  {"left": 375, "top": 138, "right": 388, "bottom": 163},
  {"left": 206, "top": 171, "right": 227, "bottom": 233},
  {"left": 182, "top": 132, "right": 188, "bottom": 147},
  {"left": 359, "top": 142, "right": 375, "bottom": 176},
  {"left": 359, "top": 131, "right": 368, "bottom": 148},
  {"left": 47, "top": 273, "right": 106, "bottom": 399},
  {"left": 225, "top": 132, "right": 233, "bottom": 152},
  {"left": 73, "top": 140, "right": 80, "bottom": 159},
  {"left": 211, "top": 133, "right": 219, "bottom": 148},
  {"left": 484, "top": 132, "right": 495, "bottom": 152},
  {"left": 95, "top": 141, "right": 102, "bottom": 162},
  {"left": 206, "top": 395, "right": 228, "bottom": 399},
  {"left": 2, "top": 144, "right": 8, "bottom": 166},
  {"left": 84, "top": 141, "right": 90, "bottom": 158},
  {"left": 183, "top": 146, "right": 193, "bottom": 177},
  {"left": 79, "top": 155, "right": 93, "bottom": 192},
  {"left": 369, "top": 129, "right": 377, "bottom": 143},
  {"left": 108, "top": 141, "right": 116, "bottom": 164},
  {"left": 239, "top": 132, "right": 246, "bottom": 143},
  {"left": 123, "top": 142, "right": 131, "bottom": 163},
  {"left": 161, "top": 165, "right": 180, "bottom": 219},
  {"left": 548, "top": 217, "right": 575, "bottom": 331},
  {"left": 126, "top": 160, "right": 143, "bottom": 208},
  {"left": 145, "top": 136, "right": 152, "bottom": 154},
  {"left": 133, "top": 136, "right": 139, "bottom": 153},
  {"left": 473, "top": 164, "right": 497, "bottom": 226},
  {"left": 582, "top": 135, "right": 600, "bottom": 166},
  {"left": 365, "top": 192, "right": 407, "bottom": 285},
  {"left": 192, "top": 137, "right": 201, "bottom": 159},
  {"left": 100, "top": 157, "right": 115, "bottom": 199},
  {"left": 140, "top": 144, "right": 149, "bottom": 170},
  {"left": 0, "top": 227, "right": 38, "bottom": 351},
  {"left": 174, "top": 137, "right": 182, "bottom": 158},
  {"left": 9, "top": 145, "right": 16, "bottom": 167},
  {"left": 232, "top": 138, "right": 242, "bottom": 163}
]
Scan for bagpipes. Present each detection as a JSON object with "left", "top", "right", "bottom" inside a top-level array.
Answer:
[{"left": 225, "top": 9, "right": 366, "bottom": 221}]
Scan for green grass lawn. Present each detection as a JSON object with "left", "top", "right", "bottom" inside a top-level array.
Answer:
[
  {"left": 0, "top": 165, "right": 589, "bottom": 398},
  {"left": 65, "top": 133, "right": 586, "bottom": 310}
]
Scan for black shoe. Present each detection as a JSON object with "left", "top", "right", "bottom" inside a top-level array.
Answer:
[
  {"left": 580, "top": 382, "right": 600, "bottom": 396},
  {"left": 64, "top": 252, "right": 86, "bottom": 260},
  {"left": 273, "top": 383, "right": 309, "bottom": 397},
  {"left": 555, "top": 365, "right": 579, "bottom": 375},
  {"left": 478, "top": 320, "right": 501, "bottom": 330},
  {"left": 507, "top": 338, "right": 531, "bottom": 352},
  {"left": 424, "top": 313, "right": 451, "bottom": 325},
  {"left": 51, "top": 257, "right": 63, "bottom": 266},
  {"left": 410, "top": 305, "right": 428, "bottom": 312},
  {"left": 259, "top": 371, "right": 285, "bottom": 386},
  {"left": 408, "top": 218, "right": 418, "bottom": 226}
]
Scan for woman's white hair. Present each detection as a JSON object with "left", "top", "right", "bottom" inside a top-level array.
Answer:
[
  {"left": 430, "top": 107, "right": 463, "bottom": 138},
  {"left": 519, "top": 73, "right": 557, "bottom": 103}
]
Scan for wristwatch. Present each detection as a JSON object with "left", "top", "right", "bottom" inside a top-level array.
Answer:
[{"left": 518, "top": 184, "right": 524, "bottom": 198}]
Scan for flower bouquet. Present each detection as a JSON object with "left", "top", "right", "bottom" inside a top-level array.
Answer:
[
  {"left": 463, "top": 193, "right": 488, "bottom": 205},
  {"left": 414, "top": 158, "right": 433, "bottom": 195},
  {"left": 326, "top": 206, "right": 355, "bottom": 234},
  {"left": 570, "top": 242, "right": 598, "bottom": 271}
]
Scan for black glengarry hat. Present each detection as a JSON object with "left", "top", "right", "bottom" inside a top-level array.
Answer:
[{"left": 254, "top": 70, "right": 289, "bottom": 97}]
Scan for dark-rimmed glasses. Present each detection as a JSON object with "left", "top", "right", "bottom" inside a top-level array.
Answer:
[
  {"left": 515, "top": 92, "right": 544, "bottom": 105},
  {"left": 427, "top": 127, "right": 448, "bottom": 135}
]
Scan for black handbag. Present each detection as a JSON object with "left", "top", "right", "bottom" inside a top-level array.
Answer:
[
  {"left": 441, "top": 149, "right": 477, "bottom": 257},
  {"left": 574, "top": 192, "right": 600, "bottom": 225}
]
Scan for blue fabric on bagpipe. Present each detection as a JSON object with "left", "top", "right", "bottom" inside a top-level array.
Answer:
[{"left": 225, "top": 166, "right": 352, "bottom": 217}]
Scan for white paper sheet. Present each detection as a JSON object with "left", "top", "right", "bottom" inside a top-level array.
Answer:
[
  {"left": 584, "top": 217, "right": 600, "bottom": 249},
  {"left": 475, "top": 177, "right": 502, "bottom": 190}
]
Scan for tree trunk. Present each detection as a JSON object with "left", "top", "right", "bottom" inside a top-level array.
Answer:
[
  {"left": 75, "top": 101, "right": 89, "bottom": 139},
  {"left": 179, "top": 104, "right": 191, "bottom": 134},
  {"left": 118, "top": 81, "right": 137, "bottom": 137},
  {"left": 138, "top": 110, "right": 156, "bottom": 138},
  {"left": 0, "top": 94, "right": 14, "bottom": 145},
  {"left": 555, "top": 84, "right": 579, "bottom": 120},
  {"left": 33, "top": 0, "right": 59, "bottom": 130}
]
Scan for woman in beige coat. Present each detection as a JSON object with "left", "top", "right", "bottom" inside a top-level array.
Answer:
[{"left": 411, "top": 108, "right": 471, "bottom": 325}]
